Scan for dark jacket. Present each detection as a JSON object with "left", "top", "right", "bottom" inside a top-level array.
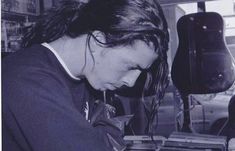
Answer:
[{"left": 2, "top": 44, "right": 109, "bottom": 151}]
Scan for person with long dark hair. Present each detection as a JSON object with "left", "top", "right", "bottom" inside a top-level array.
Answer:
[{"left": 2, "top": 0, "right": 169, "bottom": 150}]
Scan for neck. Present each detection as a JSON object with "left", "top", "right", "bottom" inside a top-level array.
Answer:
[{"left": 49, "top": 35, "right": 91, "bottom": 78}]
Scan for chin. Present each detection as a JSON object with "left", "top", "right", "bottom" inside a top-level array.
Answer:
[
  {"left": 106, "top": 84, "right": 118, "bottom": 91},
  {"left": 98, "top": 87, "right": 107, "bottom": 91},
  {"left": 92, "top": 83, "right": 107, "bottom": 91},
  {"left": 93, "top": 85, "right": 103, "bottom": 91}
]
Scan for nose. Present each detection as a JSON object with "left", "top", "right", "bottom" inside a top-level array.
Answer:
[{"left": 122, "top": 70, "right": 141, "bottom": 87}]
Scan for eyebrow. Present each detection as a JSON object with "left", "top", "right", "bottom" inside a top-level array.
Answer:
[
  {"left": 131, "top": 64, "right": 150, "bottom": 72},
  {"left": 125, "top": 59, "right": 151, "bottom": 72}
]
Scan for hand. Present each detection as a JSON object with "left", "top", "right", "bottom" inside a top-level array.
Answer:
[{"left": 90, "top": 100, "right": 133, "bottom": 151}]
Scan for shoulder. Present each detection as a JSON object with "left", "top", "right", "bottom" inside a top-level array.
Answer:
[
  {"left": 2, "top": 45, "right": 53, "bottom": 74},
  {"left": 2, "top": 44, "right": 66, "bottom": 86},
  {"left": 2, "top": 64, "right": 71, "bottom": 102}
]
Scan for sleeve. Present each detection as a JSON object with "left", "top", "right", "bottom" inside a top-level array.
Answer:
[{"left": 3, "top": 67, "right": 110, "bottom": 151}]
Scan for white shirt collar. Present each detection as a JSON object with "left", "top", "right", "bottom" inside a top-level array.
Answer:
[{"left": 41, "top": 42, "right": 80, "bottom": 81}]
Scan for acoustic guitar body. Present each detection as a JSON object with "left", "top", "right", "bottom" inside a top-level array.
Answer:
[{"left": 171, "top": 12, "right": 235, "bottom": 94}]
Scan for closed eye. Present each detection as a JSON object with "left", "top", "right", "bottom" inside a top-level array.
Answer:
[
  {"left": 125, "top": 60, "right": 151, "bottom": 72},
  {"left": 128, "top": 65, "right": 150, "bottom": 73}
]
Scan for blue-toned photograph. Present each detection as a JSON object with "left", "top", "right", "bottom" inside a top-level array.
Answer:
[{"left": 1, "top": 0, "right": 235, "bottom": 150}]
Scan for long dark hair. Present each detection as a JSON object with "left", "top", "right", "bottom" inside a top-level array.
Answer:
[{"left": 22, "top": 0, "right": 169, "bottom": 133}]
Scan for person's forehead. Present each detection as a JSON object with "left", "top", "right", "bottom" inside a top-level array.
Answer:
[
  {"left": 131, "top": 41, "right": 157, "bottom": 58},
  {"left": 124, "top": 41, "right": 158, "bottom": 68}
]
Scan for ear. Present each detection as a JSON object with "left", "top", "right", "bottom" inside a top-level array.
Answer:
[
  {"left": 90, "top": 31, "right": 107, "bottom": 56},
  {"left": 92, "top": 31, "right": 106, "bottom": 44}
]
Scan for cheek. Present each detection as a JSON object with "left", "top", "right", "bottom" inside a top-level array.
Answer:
[
  {"left": 101, "top": 60, "right": 124, "bottom": 75},
  {"left": 91, "top": 55, "right": 127, "bottom": 82},
  {"left": 99, "top": 65, "right": 126, "bottom": 83},
  {"left": 109, "top": 64, "right": 128, "bottom": 78}
]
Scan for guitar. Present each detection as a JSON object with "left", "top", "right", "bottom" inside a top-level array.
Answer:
[
  {"left": 171, "top": 12, "right": 235, "bottom": 94},
  {"left": 171, "top": 12, "right": 235, "bottom": 132}
]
